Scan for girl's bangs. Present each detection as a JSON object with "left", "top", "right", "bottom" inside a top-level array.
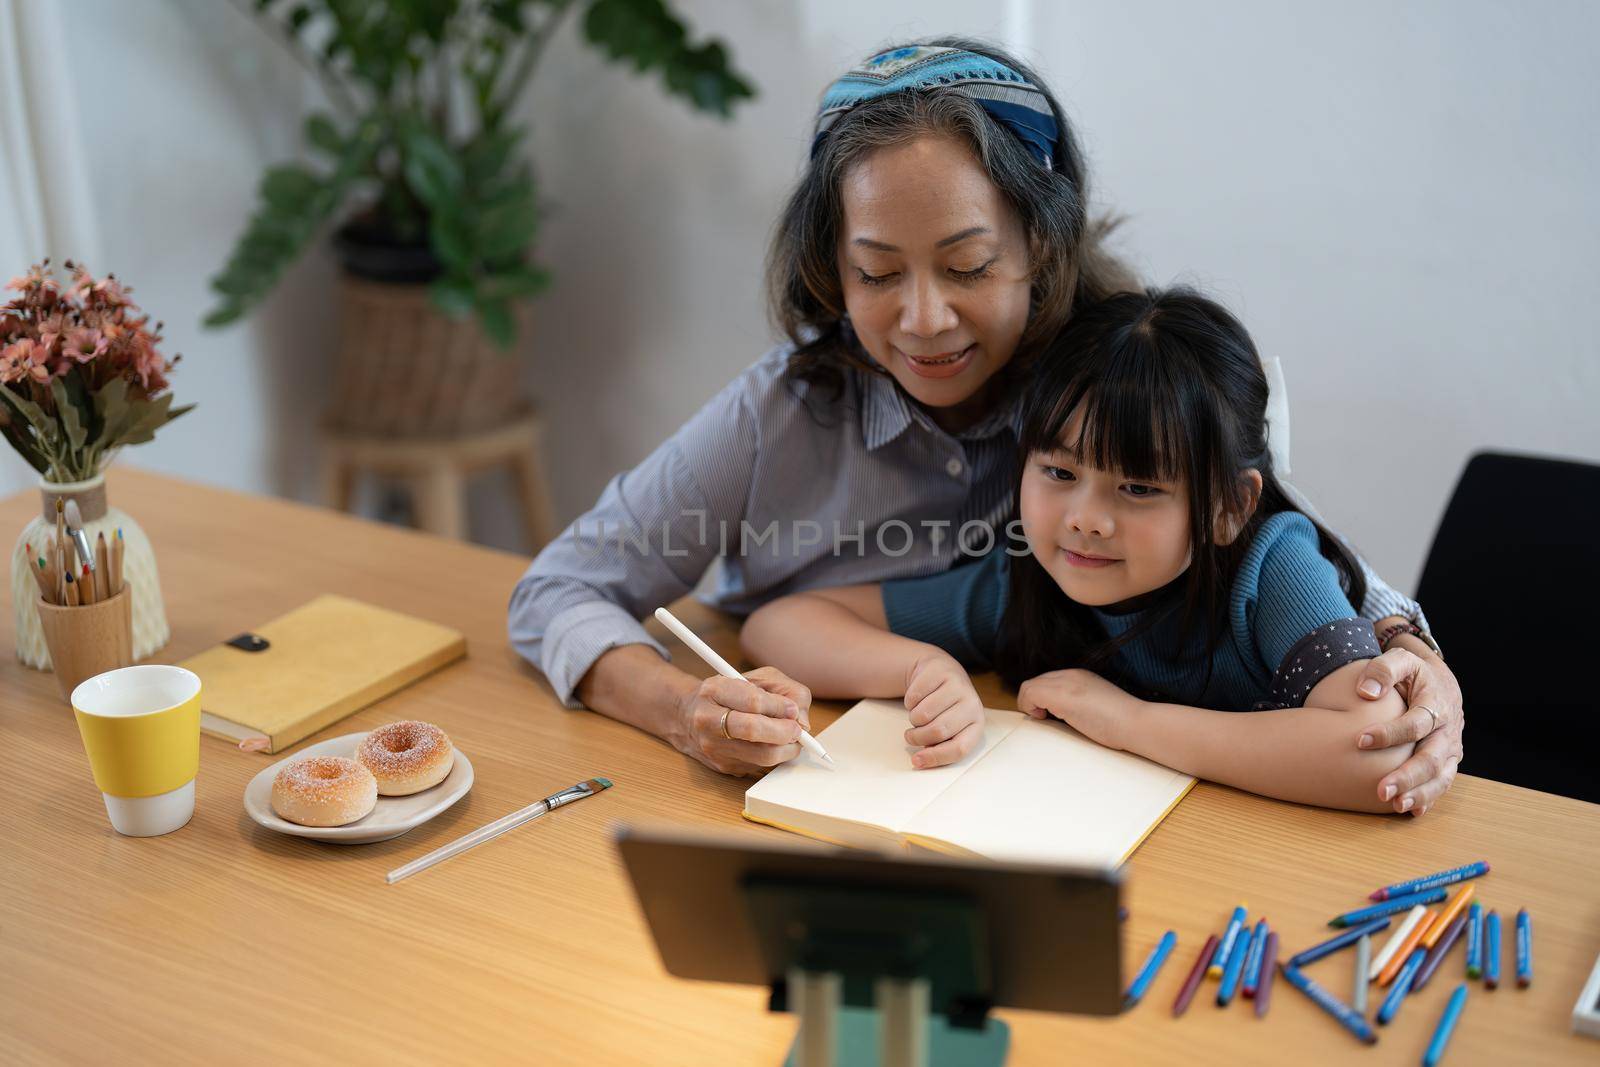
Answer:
[{"left": 1024, "top": 341, "right": 1192, "bottom": 484}]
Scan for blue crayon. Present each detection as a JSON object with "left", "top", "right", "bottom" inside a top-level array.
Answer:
[
  {"left": 1241, "top": 919, "right": 1269, "bottom": 997},
  {"left": 1465, "top": 902, "right": 1483, "bottom": 978},
  {"left": 1368, "top": 861, "right": 1490, "bottom": 901},
  {"left": 1279, "top": 964, "right": 1378, "bottom": 1045},
  {"left": 1123, "top": 930, "right": 1177, "bottom": 1010},
  {"left": 1515, "top": 909, "right": 1531, "bottom": 988},
  {"left": 1423, "top": 983, "right": 1469, "bottom": 1067},
  {"left": 1288, "top": 914, "right": 1391, "bottom": 968},
  {"left": 1376, "top": 946, "right": 1427, "bottom": 1025},
  {"left": 1218, "top": 925, "right": 1253, "bottom": 1006},
  {"left": 1328, "top": 887, "right": 1447, "bottom": 928},
  {"left": 1209, "top": 905, "right": 1247, "bottom": 978},
  {"left": 1484, "top": 910, "right": 1501, "bottom": 989}
]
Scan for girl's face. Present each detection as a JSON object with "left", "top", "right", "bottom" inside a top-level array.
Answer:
[
  {"left": 1018, "top": 426, "right": 1194, "bottom": 607},
  {"left": 837, "top": 134, "right": 1033, "bottom": 431}
]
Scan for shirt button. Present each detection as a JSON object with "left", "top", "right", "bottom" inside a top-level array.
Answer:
[{"left": 946, "top": 458, "right": 964, "bottom": 477}]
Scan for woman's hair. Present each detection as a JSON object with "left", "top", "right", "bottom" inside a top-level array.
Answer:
[
  {"left": 992, "top": 288, "right": 1368, "bottom": 690},
  {"left": 767, "top": 35, "right": 1138, "bottom": 398}
]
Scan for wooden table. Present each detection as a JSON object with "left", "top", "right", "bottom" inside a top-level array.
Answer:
[{"left": 2, "top": 469, "right": 1595, "bottom": 1065}]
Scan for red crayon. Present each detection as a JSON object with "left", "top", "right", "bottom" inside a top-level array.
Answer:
[
  {"left": 1172, "top": 934, "right": 1218, "bottom": 1017},
  {"left": 1254, "top": 932, "right": 1279, "bottom": 1017}
]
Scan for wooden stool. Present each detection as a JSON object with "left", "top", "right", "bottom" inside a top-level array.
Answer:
[{"left": 321, "top": 412, "right": 557, "bottom": 550}]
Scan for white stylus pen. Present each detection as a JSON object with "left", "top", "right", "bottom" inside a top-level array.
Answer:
[{"left": 653, "top": 607, "right": 833, "bottom": 765}]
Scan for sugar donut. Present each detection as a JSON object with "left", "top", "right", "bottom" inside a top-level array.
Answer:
[
  {"left": 355, "top": 720, "right": 454, "bottom": 796},
  {"left": 271, "top": 756, "right": 377, "bottom": 827}
]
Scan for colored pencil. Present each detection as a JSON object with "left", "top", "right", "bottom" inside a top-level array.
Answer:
[
  {"left": 1329, "top": 887, "right": 1447, "bottom": 928},
  {"left": 1124, "top": 930, "right": 1176, "bottom": 1010},
  {"left": 1414, "top": 910, "right": 1469, "bottom": 992},
  {"left": 1254, "top": 932, "right": 1278, "bottom": 1017},
  {"left": 64, "top": 571, "right": 79, "bottom": 607},
  {"left": 1422, "top": 885, "right": 1475, "bottom": 949},
  {"left": 1210, "top": 905, "right": 1247, "bottom": 978},
  {"left": 1465, "top": 902, "right": 1484, "bottom": 978},
  {"left": 1171, "top": 934, "right": 1217, "bottom": 1016},
  {"left": 1515, "top": 908, "right": 1531, "bottom": 987},
  {"left": 1241, "top": 919, "right": 1269, "bottom": 998},
  {"left": 1368, "top": 861, "right": 1490, "bottom": 902},
  {"left": 79, "top": 563, "right": 95, "bottom": 605},
  {"left": 1289, "top": 915, "right": 1391, "bottom": 969},
  {"left": 1218, "top": 925, "right": 1253, "bottom": 1006},
  {"left": 1423, "top": 984, "right": 1469, "bottom": 1066},
  {"left": 1280, "top": 964, "right": 1377, "bottom": 1044},
  {"left": 28, "top": 555, "right": 52, "bottom": 602},
  {"left": 1378, "top": 906, "right": 1438, "bottom": 986},
  {"left": 1484, "top": 910, "right": 1501, "bottom": 989},
  {"left": 1371, "top": 904, "right": 1428, "bottom": 980},
  {"left": 112, "top": 528, "right": 125, "bottom": 594},
  {"left": 1352, "top": 934, "right": 1371, "bottom": 1014},
  {"left": 1376, "top": 946, "right": 1427, "bottom": 1025},
  {"left": 95, "top": 532, "right": 109, "bottom": 600}
]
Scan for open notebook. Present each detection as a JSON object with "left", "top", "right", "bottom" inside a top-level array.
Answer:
[{"left": 744, "top": 700, "right": 1195, "bottom": 867}]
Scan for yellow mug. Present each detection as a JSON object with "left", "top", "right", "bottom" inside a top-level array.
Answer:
[{"left": 72, "top": 665, "right": 201, "bottom": 837}]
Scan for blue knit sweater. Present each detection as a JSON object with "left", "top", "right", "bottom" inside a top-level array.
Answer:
[{"left": 882, "top": 512, "right": 1381, "bottom": 710}]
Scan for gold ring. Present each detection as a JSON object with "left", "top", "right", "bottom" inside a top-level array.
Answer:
[{"left": 719, "top": 708, "right": 733, "bottom": 740}]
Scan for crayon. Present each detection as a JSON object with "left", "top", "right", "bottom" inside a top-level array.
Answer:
[
  {"left": 1210, "top": 905, "right": 1247, "bottom": 978},
  {"left": 1289, "top": 915, "right": 1391, "bottom": 969},
  {"left": 1329, "top": 887, "right": 1447, "bottom": 928},
  {"left": 1370, "top": 904, "right": 1428, "bottom": 981},
  {"left": 1414, "top": 910, "right": 1469, "bottom": 992},
  {"left": 1515, "top": 908, "right": 1531, "bottom": 988},
  {"left": 1124, "top": 930, "right": 1176, "bottom": 1010},
  {"left": 1422, "top": 983, "right": 1469, "bottom": 1066},
  {"left": 1171, "top": 934, "right": 1217, "bottom": 1017},
  {"left": 1465, "top": 902, "right": 1483, "bottom": 978},
  {"left": 1421, "top": 885, "right": 1475, "bottom": 949},
  {"left": 1254, "top": 932, "right": 1279, "bottom": 1018},
  {"left": 1218, "top": 925, "right": 1253, "bottom": 1006},
  {"left": 1367, "top": 861, "right": 1489, "bottom": 901},
  {"left": 1376, "top": 946, "right": 1427, "bottom": 1025},
  {"left": 1241, "top": 919, "right": 1269, "bottom": 998},
  {"left": 1484, "top": 910, "right": 1501, "bottom": 989},
  {"left": 1280, "top": 964, "right": 1377, "bottom": 1044}
]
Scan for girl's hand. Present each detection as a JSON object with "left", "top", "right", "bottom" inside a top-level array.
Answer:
[
  {"left": 902, "top": 652, "right": 986, "bottom": 769},
  {"left": 1017, "top": 669, "right": 1139, "bottom": 751}
]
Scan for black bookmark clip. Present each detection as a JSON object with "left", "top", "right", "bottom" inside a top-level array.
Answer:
[{"left": 225, "top": 633, "right": 270, "bottom": 653}]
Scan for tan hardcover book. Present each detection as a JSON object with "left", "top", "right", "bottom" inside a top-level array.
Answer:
[
  {"left": 181, "top": 595, "right": 467, "bottom": 753},
  {"left": 744, "top": 699, "right": 1195, "bottom": 868}
]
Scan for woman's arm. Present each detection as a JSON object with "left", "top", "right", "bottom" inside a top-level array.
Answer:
[{"left": 1019, "top": 662, "right": 1414, "bottom": 813}]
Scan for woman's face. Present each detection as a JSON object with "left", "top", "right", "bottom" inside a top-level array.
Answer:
[{"left": 837, "top": 134, "right": 1032, "bottom": 429}]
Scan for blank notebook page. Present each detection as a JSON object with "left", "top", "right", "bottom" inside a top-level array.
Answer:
[
  {"left": 904, "top": 716, "right": 1196, "bottom": 866},
  {"left": 744, "top": 699, "right": 1022, "bottom": 835}
]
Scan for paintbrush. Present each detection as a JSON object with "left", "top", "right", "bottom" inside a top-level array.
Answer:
[
  {"left": 386, "top": 777, "right": 614, "bottom": 884},
  {"left": 63, "top": 500, "right": 95, "bottom": 581}
]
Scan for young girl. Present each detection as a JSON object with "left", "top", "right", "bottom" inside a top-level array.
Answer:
[{"left": 740, "top": 288, "right": 1415, "bottom": 813}]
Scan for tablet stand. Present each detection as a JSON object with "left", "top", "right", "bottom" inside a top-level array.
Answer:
[{"left": 745, "top": 878, "right": 1010, "bottom": 1067}]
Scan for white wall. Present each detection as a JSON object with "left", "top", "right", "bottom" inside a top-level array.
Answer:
[{"left": 3, "top": 0, "right": 1596, "bottom": 594}]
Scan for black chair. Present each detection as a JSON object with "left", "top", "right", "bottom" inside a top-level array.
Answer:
[{"left": 1415, "top": 451, "right": 1600, "bottom": 803}]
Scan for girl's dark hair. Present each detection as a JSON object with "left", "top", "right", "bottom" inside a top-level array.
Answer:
[
  {"left": 767, "top": 36, "right": 1138, "bottom": 398},
  {"left": 993, "top": 288, "right": 1368, "bottom": 691}
]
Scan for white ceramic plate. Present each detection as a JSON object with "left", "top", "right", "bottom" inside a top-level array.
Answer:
[{"left": 243, "top": 732, "right": 474, "bottom": 844}]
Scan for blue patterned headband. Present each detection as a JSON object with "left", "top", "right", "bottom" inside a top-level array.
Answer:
[{"left": 812, "top": 45, "right": 1060, "bottom": 169}]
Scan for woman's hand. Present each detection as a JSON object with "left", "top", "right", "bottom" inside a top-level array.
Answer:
[
  {"left": 1017, "top": 669, "right": 1138, "bottom": 751},
  {"left": 1354, "top": 647, "right": 1465, "bottom": 816},
  {"left": 902, "top": 653, "right": 986, "bottom": 769},
  {"left": 673, "top": 666, "right": 812, "bottom": 777}
]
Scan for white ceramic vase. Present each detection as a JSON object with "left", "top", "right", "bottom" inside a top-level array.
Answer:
[{"left": 10, "top": 473, "right": 169, "bottom": 669}]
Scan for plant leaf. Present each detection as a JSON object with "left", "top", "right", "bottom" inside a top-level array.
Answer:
[
  {"left": 51, "top": 378, "right": 88, "bottom": 452},
  {"left": 475, "top": 297, "right": 515, "bottom": 350},
  {"left": 401, "top": 125, "right": 463, "bottom": 207},
  {"left": 305, "top": 113, "right": 344, "bottom": 156},
  {"left": 430, "top": 275, "right": 477, "bottom": 319}
]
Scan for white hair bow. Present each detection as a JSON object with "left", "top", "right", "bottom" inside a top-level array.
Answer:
[{"left": 1261, "top": 355, "right": 1291, "bottom": 478}]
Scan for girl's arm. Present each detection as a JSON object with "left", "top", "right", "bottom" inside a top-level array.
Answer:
[
  {"left": 1019, "top": 662, "right": 1414, "bottom": 813},
  {"left": 740, "top": 585, "right": 918, "bottom": 698},
  {"left": 741, "top": 587, "right": 987, "bottom": 768}
]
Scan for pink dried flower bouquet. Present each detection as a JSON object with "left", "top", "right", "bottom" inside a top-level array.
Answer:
[{"left": 0, "top": 260, "right": 194, "bottom": 483}]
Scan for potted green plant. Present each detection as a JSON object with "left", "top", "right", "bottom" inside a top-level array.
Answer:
[
  {"left": 3, "top": 260, "right": 191, "bottom": 668},
  {"left": 206, "top": 0, "right": 753, "bottom": 436}
]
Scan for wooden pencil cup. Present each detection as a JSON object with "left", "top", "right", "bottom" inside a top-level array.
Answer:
[{"left": 36, "top": 587, "right": 134, "bottom": 702}]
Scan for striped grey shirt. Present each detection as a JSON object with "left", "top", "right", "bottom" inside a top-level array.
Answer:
[{"left": 508, "top": 344, "right": 1423, "bottom": 706}]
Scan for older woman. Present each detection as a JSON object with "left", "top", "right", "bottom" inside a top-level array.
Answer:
[{"left": 508, "top": 38, "right": 1463, "bottom": 814}]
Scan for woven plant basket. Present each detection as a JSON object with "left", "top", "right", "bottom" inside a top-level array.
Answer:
[{"left": 326, "top": 277, "right": 529, "bottom": 437}]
